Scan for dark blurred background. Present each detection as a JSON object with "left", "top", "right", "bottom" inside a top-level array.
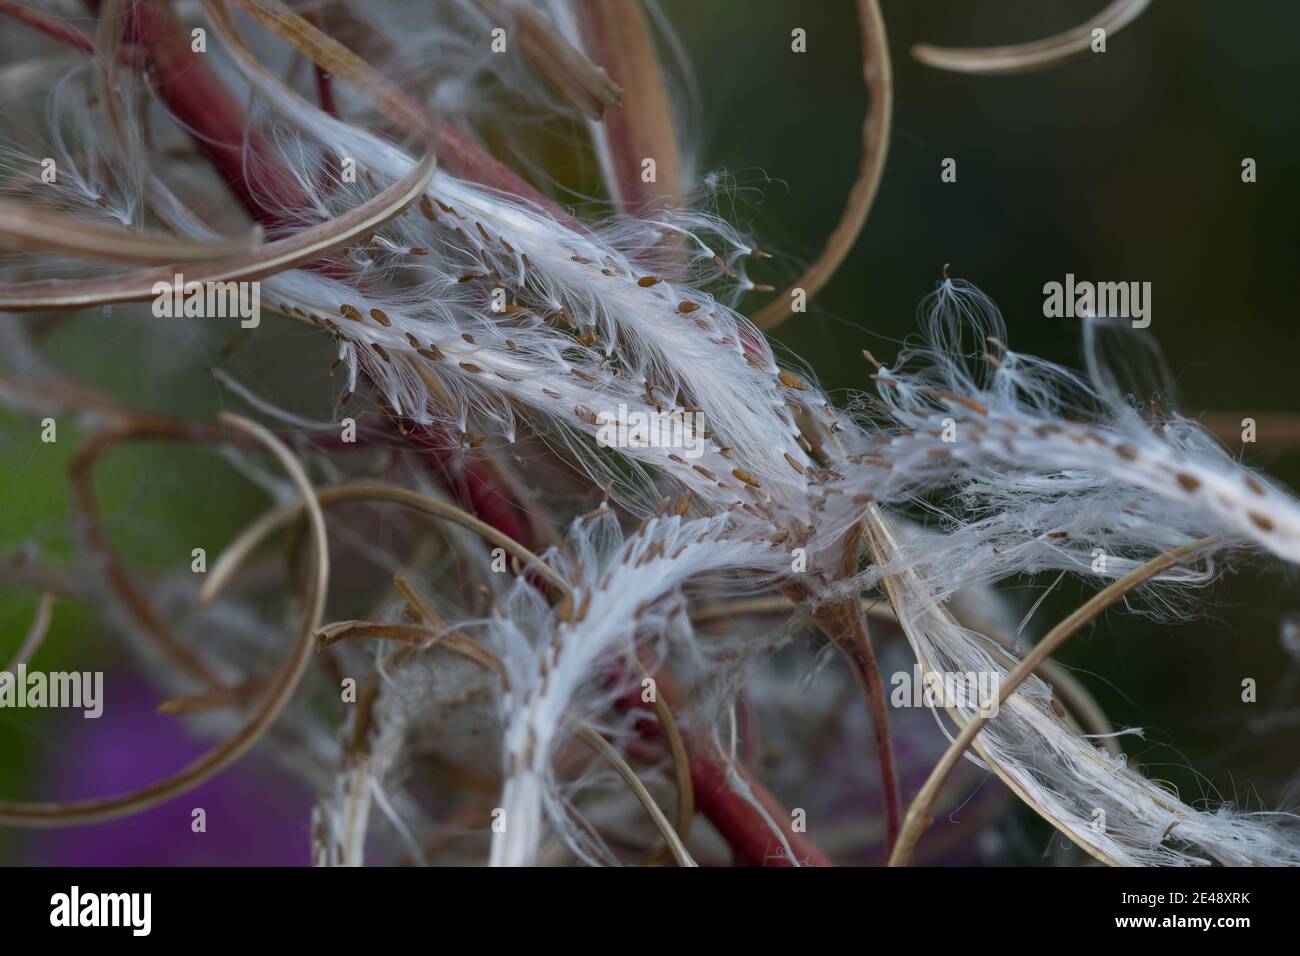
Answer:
[
  {"left": 665, "top": 0, "right": 1300, "bottom": 855},
  {"left": 1, "top": 0, "right": 1297, "bottom": 864}
]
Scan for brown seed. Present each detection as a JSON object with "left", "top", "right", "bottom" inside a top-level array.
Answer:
[
  {"left": 778, "top": 370, "right": 807, "bottom": 391},
  {"left": 339, "top": 304, "right": 363, "bottom": 321},
  {"left": 731, "top": 468, "right": 761, "bottom": 488},
  {"left": 1175, "top": 472, "right": 1201, "bottom": 493},
  {"left": 637, "top": 276, "right": 662, "bottom": 288},
  {"left": 784, "top": 452, "right": 806, "bottom": 475},
  {"left": 1249, "top": 511, "right": 1275, "bottom": 532},
  {"left": 459, "top": 362, "right": 484, "bottom": 373},
  {"left": 1114, "top": 444, "right": 1139, "bottom": 461},
  {"left": 369, "top": 308, "right": 392, "bottom": 327}
]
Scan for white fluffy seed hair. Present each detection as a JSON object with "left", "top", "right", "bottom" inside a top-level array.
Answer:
[
  {"left": 866, "top": 513, "right": 1300, "bottom": 866},
  {"left": 8, "top": 2, "right": 1300, "bottom": 867},
  {"left": 8, "top": 10, "right": 828, "bottom": 522},
  {"left": 838, "top": 281, "right": 1300, "bottom": 568},
  {"left": 488, "top": 509, "right": 786, "bottom": 866}
]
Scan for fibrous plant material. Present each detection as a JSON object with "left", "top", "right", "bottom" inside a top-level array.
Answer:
[{"left": 0, "top": 0, "right": 1296, "bottom": 870}]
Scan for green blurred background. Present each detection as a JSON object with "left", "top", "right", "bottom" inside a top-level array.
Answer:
[{"left": 2, "top": 0, "right": 1297, "bottom": 863}]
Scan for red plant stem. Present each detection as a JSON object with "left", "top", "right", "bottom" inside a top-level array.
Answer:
[
  {"left": 798, "top": 525, "right": 901, "bottom": 860},
  {"left": 85, "top": 0, "right": 828, "bottom": 868},
  {"left": 301, "top": 5, "right": 337, "bottom": 118},
  {"left": 403, "top": 425, "right": 537, "bottom": 554},
  {"left": 574, "top": 0, "right": 680, "bottom": 212},
  {"left": 618, "top": 667, "right": 832, "bottom": 867},
  {"left": 87, "top": 0, "right": 309, "bottom": 232},
  {"left": 690, "top": 749, "right": 832, "bottom": 867},
  {"left": 835, "top": 612, "right": 902, "bottom": 854},
  {"left": 0, "top": 0, "right": 145, "bottom": 66}
]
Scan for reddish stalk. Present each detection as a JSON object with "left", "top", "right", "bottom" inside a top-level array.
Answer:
[
  {"left": 86, "top": 0, "right": 309, "bottom": 232},
  {"left": 575, "top": 0, "right": 681, "bottom": 212},
  {"left": 786, "top": 522, "right": 899, "bottom": 860},
  {"left": 813, "top": 599, "right": 901, "bottom": 855},
  {"left": 619, "top": 667, "right": 831, "bottom": 866},
  {"left": 0, "top": 0, "right": 146, "bottom": 66},
  {"left": 689, "top": 749, "right": 831, "bottom": 867},
  {"left": 301, "top": 4, "right": 337, "bottom": 118}
]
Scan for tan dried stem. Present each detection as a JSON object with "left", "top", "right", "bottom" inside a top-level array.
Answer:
[
  {"left": 0, "top": 412, "right": 329, "bottom": 826},
  {"left": 476, "top": 0, "right": 622, "bottom": 119},
  {"left": 862, "top": 503, "right": 1124, "bottom": 866},
  {"left": 0, "top": 199, "right": 263, "bottom": 265},
  {"left": 5, "top": 592, "right": 55, "bottom": 671},
  {"left": 912, "top": 0, "right": 1151, "bottom": 75},
  {"left": 691, "top": 593, "right": 895, "bottom": 626},
  {"left": 222, "top": 0, "right": 432, "bottom": 131},
  {"left": 0, "top": 147, "right": 436, "bottom": 310},
  {"left": 315, "top": 618, "right": 507, "bottom": 681},
  {"left": 156, "top": 677, "right": 270, "bottom": 716},
  {"left": 887, "top": 535, "right": 1216, "bottom": 867},
  {"left": 691, "top": 594, "right": 1121, "bottom": 755},
  {"left": 631, "top": 655, "right": 694, "bottom": 864},
  {"left": 200, "top": 483, "right": 569, "bottom": 606},
  {"left": 69, "top": 419, "right": 229, "bottom": 689},
  {"left": 751, "top": 0, "right": 891, "bottom": 331},
  {"left": 572, "top": 721, "right": 697, "bottom": 867},
  {"left": 1202, "top": 412, "right": 1300, "bottom": 449}
]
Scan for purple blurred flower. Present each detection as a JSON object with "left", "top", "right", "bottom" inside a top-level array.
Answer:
[{"left": 26, "top": 675, "right": 313, "bottom": 866}]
